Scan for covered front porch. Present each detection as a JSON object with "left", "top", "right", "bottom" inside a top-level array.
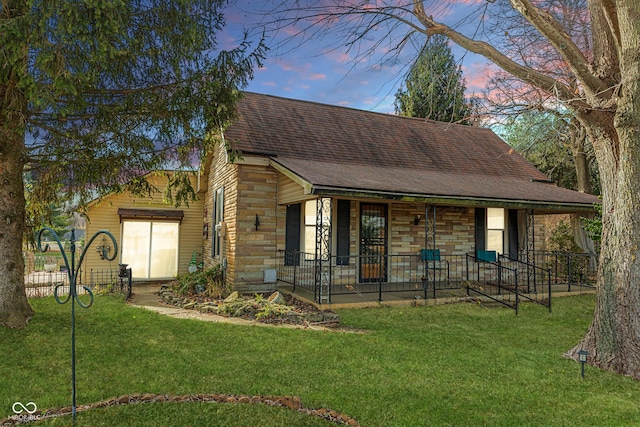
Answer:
[
  {"left": 276, "top": 249, "right": 597, "bottom": 310},
  {"left": 275, "top": 197, "right": 598, "bottom": 312}
]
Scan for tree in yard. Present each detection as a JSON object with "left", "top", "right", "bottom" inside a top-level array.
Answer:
[
  {"left": 479, "top": 0, "right": 597, "bottom": 195},
  {"left": 268, "top": 0, "right": 640, "bottom": 378},
  {"left": 499, "top": 110, "right": 599, "bottom": 195},
  {"left": 1, "top": 1, "right": 265, "bottom": 328},
  {"left": 394, "top": 34, "right": 472, "bottom": 123}
]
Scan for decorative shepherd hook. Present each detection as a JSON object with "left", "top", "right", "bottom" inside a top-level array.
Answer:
[{"left": 36, "top": 227, "right": 118, "bottom": 420}]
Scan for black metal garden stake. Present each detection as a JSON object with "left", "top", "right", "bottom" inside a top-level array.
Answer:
[{"left": 36, "top": 227, "right": 118, "bottom": 420}]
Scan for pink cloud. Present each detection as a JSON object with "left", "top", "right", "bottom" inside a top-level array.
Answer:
[
  {"left": 462, "top": 62, "right": 496, "bottom": 94},
  {"left": 322, "top": 50, "right": 353, "bottom": 65}
]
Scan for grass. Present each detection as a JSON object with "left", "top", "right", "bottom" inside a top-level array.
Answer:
[{"left": 2, "top": 294, "right": 640, "bottom": 426}]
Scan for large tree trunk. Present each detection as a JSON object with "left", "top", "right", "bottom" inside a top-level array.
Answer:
[
  {"left": 568, "top": 6, "right": 640, "bottom": 375},
  {"left": 0, "top": 118, "right": 34, "bottom": 328},
  {"left": 0, "top": 1, "right": 34, "bottom": 328},
  {"left": 570, "top": 119, "right": 640, "bottom": 377}
]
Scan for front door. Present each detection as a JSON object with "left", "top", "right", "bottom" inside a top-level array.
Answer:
[{"left": 360, "top": 203, "right": 387, "bottom": 282}]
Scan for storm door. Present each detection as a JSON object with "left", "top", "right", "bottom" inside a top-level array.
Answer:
[{"left": 359, "top": 203, "right": 387, "bottom": 283}]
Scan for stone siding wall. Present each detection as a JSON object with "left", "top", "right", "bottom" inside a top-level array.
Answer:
[
  {"left": 203, "top": 145, "right": 238, "bottom": 283},
  {"left": 204, "top": 142, "right": 282, "bottom": 292},
  {"left": 232, "top": 165, "right": 280, "bottom": 292},
  {"left": 388, "top": 204, "right": 474, "bottom": 256}
]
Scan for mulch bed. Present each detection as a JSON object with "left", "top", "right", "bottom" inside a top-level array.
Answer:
[{"left": 0, "top": 393, "right": 360, "bottom": 426}]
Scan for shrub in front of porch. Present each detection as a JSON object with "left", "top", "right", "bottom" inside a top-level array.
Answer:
[{"left": 173, "top": 264, "right": 229, "bottom": 298}]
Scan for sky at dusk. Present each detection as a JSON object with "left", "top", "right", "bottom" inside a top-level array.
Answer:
[{"left": 220, "top": 2, "right": 494, "bottom": 114}]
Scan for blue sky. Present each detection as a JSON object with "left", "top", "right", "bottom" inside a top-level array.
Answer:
[{"left": 221, "top": 2, "right": 493, "bottom": 114}]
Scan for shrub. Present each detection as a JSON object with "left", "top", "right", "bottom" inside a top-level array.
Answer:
[
  {"left": 547, "top": 219, "right": 582, "bottom": 253},
  {"left": 173, "top": 264, "right": 229, "bottom": 298}
]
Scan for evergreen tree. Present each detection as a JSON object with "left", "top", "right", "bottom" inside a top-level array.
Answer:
[
  {"left": 394, "top": 35, "right": 471, "bottom": 123},
  {"left": 1, "top": 1, "right": 265, "bottom": 328}
]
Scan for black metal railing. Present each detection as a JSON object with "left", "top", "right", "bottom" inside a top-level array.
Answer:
[
  {"left": 276, "top": 250, "right": 595, "bottom": 310},
  {"left": 24, "top": 266, "right": 132, "bottom": 299},
  {"left": 499, "top": 254, "right": 552, "bottom": 311},
  {"left": 465, "top": 254, "right": 520, "bottom": 313},
  {"left": 528, "top": 251, "right": 597, "bottom": 291},
  {"left": 278, "top": 251, "right": 473, "bottom": 302}
]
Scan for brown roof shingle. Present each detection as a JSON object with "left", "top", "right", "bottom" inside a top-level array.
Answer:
[{"left": 223, "top": 92, "right": 598, "bottom": 210}]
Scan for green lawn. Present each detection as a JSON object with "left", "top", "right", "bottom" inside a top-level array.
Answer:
[{"left": 2, "top": 294, "right": 640, "bottom": 426}]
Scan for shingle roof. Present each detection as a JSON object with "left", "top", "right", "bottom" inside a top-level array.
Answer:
[{"left": 223, "top": 92, "right": 598, "bottom": 210}]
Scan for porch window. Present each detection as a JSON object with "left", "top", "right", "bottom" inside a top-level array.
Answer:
[
  {"left": 304, "top": 199, "right": 330, "bottom": 257},
  {"left": 486, "top": 208, "right": 505, "bottom": 254},
  {"left": 121, "top": 221, "right": 179, "bottom": 279}
]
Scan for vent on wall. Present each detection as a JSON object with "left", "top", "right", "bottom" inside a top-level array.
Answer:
[{"left": 263, "top": 269, "right": 277, "bottom": 283}]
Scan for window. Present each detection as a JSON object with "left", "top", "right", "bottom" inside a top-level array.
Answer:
[
  {"left": 212, "top": 187, "right": 224, "bottom": 258},
  {"left": 475, "top": 207, "right": 507, "bottom": 256},
  {"left": 486, "top": 208, "right": 505, "bottom": 254},
  {"left": 121, "top": 221, "right": 179, "bottom": 278},
  {"left": 304, "top": 200, "right": 320, "bottom": 255},
  {"left": 286, "top": 199, "right": 348, "bottom": 265},
  {"left": 304, "top": 199, "right": 332, "bottom": 257}
]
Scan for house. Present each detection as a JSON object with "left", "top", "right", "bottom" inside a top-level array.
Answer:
[
  {"left": 85, "top": 92, "right": 599, "bottom": 305},
  {"left": 201, "top": 93, "right": 598, "bottom": 303}
]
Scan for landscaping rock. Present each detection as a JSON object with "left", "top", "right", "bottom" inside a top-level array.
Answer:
[
  {"left": 284, "top": 312, "right": 304, "bottom": 323},
  {"left": 267, "top": 291, "right": 285, "bottom": 305},
  {"left": 303, "top": 313, "right": 325, "bottom": 323},
  {"left": 155, "top": 287, "right": 343, "bottom": 329},
  {"left": 322, "top": 312, "right": 341, "bottom": 322},
  {"left": 223, "top": 291, "right": 240, "bottom": 303}
]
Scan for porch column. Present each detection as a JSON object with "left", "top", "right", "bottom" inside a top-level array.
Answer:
[
  {"left": 526, "top": 209, "right": 535, "bottom": 291},
  {"left": 424, "top": 205, "right": 437, "bottom": 290},
  {"left": 315, "top": 197, "right": 332, "bottom": 304},
  {"left": 424, "top": 205, "right": 436, "bottom": 252}
]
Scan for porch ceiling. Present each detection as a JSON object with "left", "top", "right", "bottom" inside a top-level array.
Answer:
[{"left": 270, "top": 157, "right": 599, "bottom": 213}]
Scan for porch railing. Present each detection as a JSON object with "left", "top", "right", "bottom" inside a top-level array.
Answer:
[
  {"left": 465, "top": 253, "right": 521, "bottom": 313},
  {"left": 276, "top": 250, "right": 592, "bottom": 312},
  {"left": 277, "top": 251, "right": 530, "bottom": 304},
  {"left": 527, "top": 251, "right": 597, "bottom": 291},
  {"left": 498, "top": 255, "right": 552, "bottom": 311}
]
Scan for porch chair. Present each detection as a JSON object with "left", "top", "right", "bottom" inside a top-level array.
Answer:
[
  {"left": 421, "top": 249, "right": 450, "bottom": 296},
  {"left": 476, "top": 250, "right": 497, "bottom": 263}
]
